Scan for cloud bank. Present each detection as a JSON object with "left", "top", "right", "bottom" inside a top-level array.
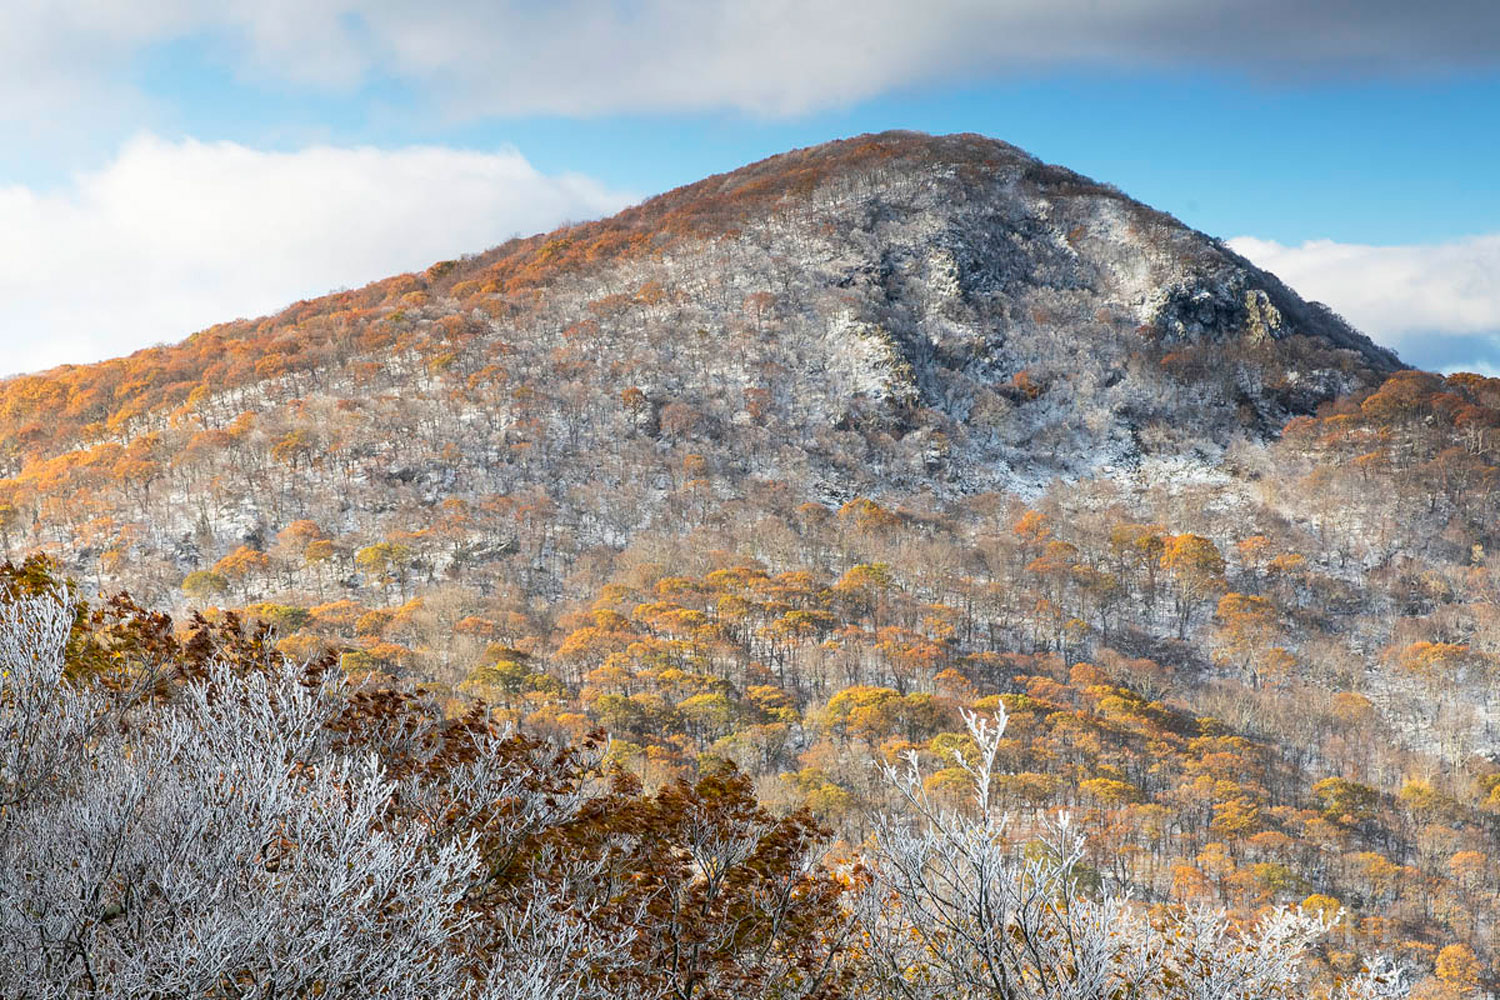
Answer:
[
  {"left": 0, "top": 136, "right": 633, "bottom": 376},
  {"left": 4, "top": 0, "right": 1499, "bottom": 124},
  {"left": 1229, "top": 233, "right": 1500, "bottom": 373}
]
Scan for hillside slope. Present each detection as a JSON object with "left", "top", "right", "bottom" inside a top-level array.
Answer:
[{"left": 0, "top": 131, "right": 1396, "bottom": 604}]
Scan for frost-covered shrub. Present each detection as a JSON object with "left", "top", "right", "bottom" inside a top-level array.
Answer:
[{"left": 0, "top": 590, "right": 613, "bottom": 999}]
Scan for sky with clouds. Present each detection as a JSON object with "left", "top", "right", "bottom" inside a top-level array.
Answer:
[{"left": 2, "top": 0, "right": 1498, "bottom": 376}]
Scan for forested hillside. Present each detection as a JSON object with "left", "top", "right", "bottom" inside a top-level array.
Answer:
[
  {"left": 0, "top": 132, "right": 1397, "bottom": 607},
  {"left": 0, "top": 578, "right": 1406, "bottom": 998},
  {"left": 2, "top": 132, "right": 1495, "bottom": 996}
]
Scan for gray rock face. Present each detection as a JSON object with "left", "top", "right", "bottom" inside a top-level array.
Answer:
[{"left": 534, "top": 130, "right": 1402, "bottom": 494}]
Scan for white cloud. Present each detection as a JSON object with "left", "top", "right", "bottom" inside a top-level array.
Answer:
[
  {"left": 3, "top": 1, "right": 1498, "bottom": 126},
  {"left": 1228, "top": 233, "right": 1500, "bottom": 372},
  {"left": 0, "top": 135, "right": 634, "bottom": 376},
  {"left": 363, "top": 0, "right": 1500, "bottom": 117}
]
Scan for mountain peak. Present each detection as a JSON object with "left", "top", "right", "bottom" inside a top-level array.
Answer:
[{"left": 427, "top": 128, "right": 1398, "bottom": 374}]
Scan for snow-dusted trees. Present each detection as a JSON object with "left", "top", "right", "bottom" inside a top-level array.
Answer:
[
  {"left": 0, "top": 590, "right": 551, "bottom": 998},
  {"left": 852, "top": 706, "right": 1405, "bottom": 1000},
  {"left": 0, "top": 588, "right": 851, "bottom": 999},
  {"left": 0, "top": 588, "right": 1407, "bottom": 999}
]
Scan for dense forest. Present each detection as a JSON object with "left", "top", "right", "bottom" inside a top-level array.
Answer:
[
  {"left": 1, "top": 133, "right": 1494, "bottom": 997},
  {"left": 0, "top": 570, "right": 1410, "bottom": 998}
]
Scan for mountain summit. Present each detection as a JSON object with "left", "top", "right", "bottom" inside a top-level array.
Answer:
[{"left": 1, "top": 131, "right": 1400, "bottom": 602}]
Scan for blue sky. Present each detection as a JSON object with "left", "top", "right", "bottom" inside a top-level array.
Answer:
[
  {"left": 126, "top": 48, "right": 1500, "bottom": 247},
  {"left": 2, "top": 1, "right": 1498, "bottom": 376}
]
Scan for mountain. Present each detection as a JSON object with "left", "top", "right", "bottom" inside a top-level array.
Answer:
[
  {"left": 0, "top": 132, "right": 1396, "bottom": 599},
  {"left": 7, "top": 131, "right": 1500, "bottom": 986}
]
